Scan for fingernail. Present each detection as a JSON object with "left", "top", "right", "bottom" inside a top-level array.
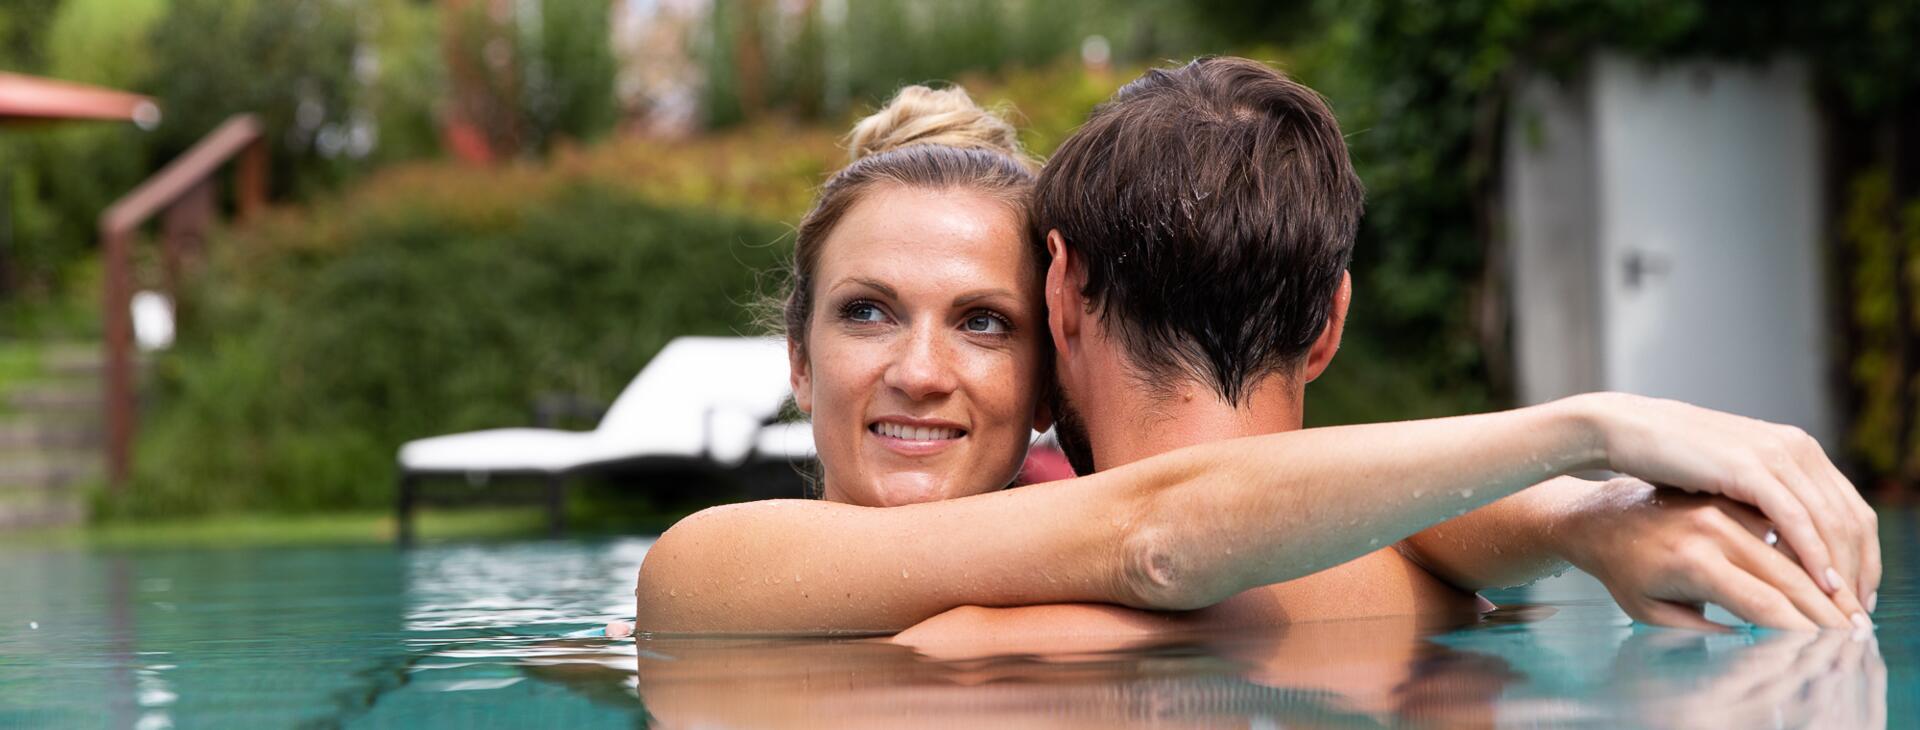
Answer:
[
  {"left": 1824, "top": 567, "right": 1843, "bottom": 594},
  {"left": 1868, "top": 592, "right": 1878, "bottom": 614},
  {"left": 1851, "top": 613, "right": 1873, "bottom": 631}
]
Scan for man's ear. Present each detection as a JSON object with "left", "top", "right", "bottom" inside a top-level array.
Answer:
[
  {"left": 1044, "top": 230, "right": 1084, "bottom": 357},
  {"left": 787, "top": 337, "right": 813, "bottom": 415},
  {"left": 1302, "top": 271, "right": 1350, "bottom": 384}
]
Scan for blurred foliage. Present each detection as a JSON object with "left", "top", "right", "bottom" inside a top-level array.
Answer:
[
  {"left": 0, "top": 0, "right": 617, "bottom": 323},
  {"left": 1841, "top": 170, "right": 1906, "bottom": 476},
  {"left": 697, "top": 0, "right": 1222, "bottom": 126},
  {"left": 443, "top": 0, "right": 617, "bottom": 156},
  {"left": 1841, "top": 169, "right": 1920, "bottom": 485},
  {"left": 124, "top": 156, "right": 794, "bottom": 516},
  {"left": 146, "top": 0, "right": 365, "bottom": 196}
]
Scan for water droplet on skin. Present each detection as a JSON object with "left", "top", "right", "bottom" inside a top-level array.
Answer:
[
  {"left": 794, "top": 575, "right": 802, "bottom": 583},
  {"left": 668, "top": 589, "right": 677, "bottom": 597},
  {"left": 901, "top": 569, "right": 910, "bottom": 579}
]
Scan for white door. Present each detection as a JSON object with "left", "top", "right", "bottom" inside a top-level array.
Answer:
[{"left": 1592, "top": 54, "right": 1832, "bottom": 445}]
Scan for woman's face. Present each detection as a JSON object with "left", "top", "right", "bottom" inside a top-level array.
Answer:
[{"left": 792, "top": 184, "right": 1048, "bottom": 507}]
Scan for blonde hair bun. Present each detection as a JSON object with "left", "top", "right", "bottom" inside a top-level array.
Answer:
[{"left": 846, "top": 85, "right": 1031, "bottom": 167}]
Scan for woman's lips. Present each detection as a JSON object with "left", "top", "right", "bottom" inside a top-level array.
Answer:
[{"left": 868, "top": 420, "right": 966, "bottom": 456}]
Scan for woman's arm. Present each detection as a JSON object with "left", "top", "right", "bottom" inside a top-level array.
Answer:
[{"left": 635, "top": 393, "right": 1866, "bottom": 634}]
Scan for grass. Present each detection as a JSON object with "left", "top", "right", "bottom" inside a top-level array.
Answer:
[
  {"left": 0, "top": 342, "right": 48, "bottom": 396},
  {"left": 0, "top": 507, "right": 560, "bottom": 550},
  {"left": 2, "top": 480, "right": 700, "bottom": 550}
]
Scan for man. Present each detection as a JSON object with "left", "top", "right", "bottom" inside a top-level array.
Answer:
[{"left": 895, "top": 57, "right": 1876, "bottom": 645}]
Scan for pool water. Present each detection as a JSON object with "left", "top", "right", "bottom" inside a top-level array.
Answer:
[{"left": 1, "top": 513, "right": 1914, "bottom": 729}]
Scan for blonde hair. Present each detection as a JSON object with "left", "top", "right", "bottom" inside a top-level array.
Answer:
[
  {"left": 845, "top": 85, "right": 1034, "bottom": 169},
  {"left": 781, "top": 85, "right": 1040, "bottom": 354}
]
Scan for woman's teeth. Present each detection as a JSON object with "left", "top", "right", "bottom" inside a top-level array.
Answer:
[{"left": 872, "top": 422, "right": 961, "bottom": 441}]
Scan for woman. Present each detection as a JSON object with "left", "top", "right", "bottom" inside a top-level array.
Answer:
[{"left": 625, "top": 83, "right": 1871, "bottom": 637}]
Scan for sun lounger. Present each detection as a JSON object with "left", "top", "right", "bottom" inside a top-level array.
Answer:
[{"left": 395, "top": 336, "right": 812, "bottom": 544}]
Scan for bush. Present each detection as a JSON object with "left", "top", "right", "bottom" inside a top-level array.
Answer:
[{"left": 124, "top": 180, "right": 789, "bottom": 517}]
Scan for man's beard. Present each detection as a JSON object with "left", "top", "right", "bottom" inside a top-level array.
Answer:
[{"left": 1050, "top": 384, "right": 1098, "bottom": 476}]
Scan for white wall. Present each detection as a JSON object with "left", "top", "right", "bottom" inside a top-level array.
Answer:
[{"left": 1507, "top": 53, "right": 1833, "bottom": 445}]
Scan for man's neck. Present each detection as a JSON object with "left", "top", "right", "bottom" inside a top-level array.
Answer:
[{"left": 1086, "top": 373, "right": 1305, "bottom": 470}]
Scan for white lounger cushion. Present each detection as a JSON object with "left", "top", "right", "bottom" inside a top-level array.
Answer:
[
  {"left": 751, "top": 421, "right": 817, "bottom": 461},
  {"left": 398, "top": 336, "right": 796, "bottom": 474}
]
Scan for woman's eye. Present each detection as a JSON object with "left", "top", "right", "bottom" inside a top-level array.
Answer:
[
  {"left": 843, "top": 301, "right": 886, "bottom": 323},
  {"left": 962, "top": 313, "right": 1010, "bottom": 334}
]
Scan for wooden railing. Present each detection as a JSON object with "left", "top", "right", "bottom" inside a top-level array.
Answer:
[{"left": 98, "top": 114, "right": 267, "bottom": 488}]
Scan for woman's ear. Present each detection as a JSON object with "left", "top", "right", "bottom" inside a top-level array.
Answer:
[
  {"left": 1031, "top": 388, "right": 1055, "bottom": 433},
  {"left": 1302, "top": 271, "right": 1351, "bottom": 384},
  {"left": 787, "top": 337, "right": 813, "bottom": 414}
]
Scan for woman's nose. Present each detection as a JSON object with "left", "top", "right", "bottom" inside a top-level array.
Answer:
[{"left": 884, "top": 325, "right": 959, "bottom": 400}]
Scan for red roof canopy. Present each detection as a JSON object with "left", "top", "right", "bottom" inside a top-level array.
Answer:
[{"left": 0, "top": 72, "right": 158, "bottom": 126}]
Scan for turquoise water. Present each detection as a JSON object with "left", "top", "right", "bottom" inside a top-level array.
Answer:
[{"left": 1, "top": 514, "right": 1913, "bottom": 728}]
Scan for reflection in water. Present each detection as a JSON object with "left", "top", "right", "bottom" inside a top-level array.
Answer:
[
  {"left": 510, "top": 604, "right": 1888, "bottom": 729},
  {"left": 1605, "top": 629, "right": 1887, "bottom": 729}
]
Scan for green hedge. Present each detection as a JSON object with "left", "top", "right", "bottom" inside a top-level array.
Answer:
[{"left": 122, "top": 184, "right": 789, "bottom": 517}]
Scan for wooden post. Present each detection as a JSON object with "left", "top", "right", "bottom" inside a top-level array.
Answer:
[
  {"left": 159, "top": 179, "right": 214, "bottom": 307},
  {"left": 236, "top": 139, "right": 267, "bottom": 221},
  {"left": 100, "top": 226, "right": 135, "bottom": 490}
]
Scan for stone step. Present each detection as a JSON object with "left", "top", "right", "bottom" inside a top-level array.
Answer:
[
  {"left": 0, "top": 420, "right": 101, "bottom": 451},
  {"left": 6, "top": 386, "right": 101, "bottom": 416},
  {"left": 42, "top": 348, "right": 104, "bottom": 378},
  {"left": 0, "top": 496, "right": 86, "bottom": 530},
  {"left": 0, "top": 457, "right": 102, "bottom": 490}
]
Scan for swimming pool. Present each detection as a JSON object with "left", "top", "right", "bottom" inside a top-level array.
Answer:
[{"left": 1, "top": 513, "right": 1911, "bottom": 728}]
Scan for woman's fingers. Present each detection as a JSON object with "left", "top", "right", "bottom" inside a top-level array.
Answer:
[
  {"left": 1778, "top": 458, "right": 1855, "bottom": 591},
  {"left": 1715, "top": 514, "right": 1850, "bottom": 628},
  {"left": 1766, "top": 458, "right": 1872, "bottom": 623},
  {"left": 1787, "top": 425, "right": 1880, "bottom": 604},
  {"left": 1633, "top": 599, "right": 1731, "bottom": 633},
  {"left": 1811, "top": 450, "right": 1882, "bottom": 604},
  {"left": 1678, "top": 554, "right": 1819, "bottom": 631},
  {"left": 1738, "top": 474, "right": 1834, "bottom": 598}
]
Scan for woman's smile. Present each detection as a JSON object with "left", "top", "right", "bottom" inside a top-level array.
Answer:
[{"left": 868, "top": 417, "right": 968, "bottom": 456}]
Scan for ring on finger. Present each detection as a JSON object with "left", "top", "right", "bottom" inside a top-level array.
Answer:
[{"left": 1765, "top": 528, "right": 1781, "bottom": 548}]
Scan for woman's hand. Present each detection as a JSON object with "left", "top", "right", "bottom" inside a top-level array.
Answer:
[
  {"left": 1567, "top": 392, "right": 1880, "bottom": 619},
  {"left": 1561, "top": 478, "right": 1865, "bottom": 630}
]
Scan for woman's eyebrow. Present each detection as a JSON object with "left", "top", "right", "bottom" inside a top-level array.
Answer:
[
  {"left": 833, "top": 277, "right": 898, "bottom": 299},
  {"left": 953, "top": 289, "right": 1018, "bottom": 308}
]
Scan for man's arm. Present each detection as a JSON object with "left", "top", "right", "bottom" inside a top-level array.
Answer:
[
  {"left": 1401, "top": 478, "right": 1864, "bottom": 630},
  {"left": 1394, "top": 477, "right": 1595, "bottom": 591}
]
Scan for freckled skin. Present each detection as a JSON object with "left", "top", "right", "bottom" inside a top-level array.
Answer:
[{"left": 789, "top": 184, "right": 1048, "bottom": 508}]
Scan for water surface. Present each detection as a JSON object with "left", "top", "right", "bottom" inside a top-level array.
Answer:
[{"left": 1, "top": 513, "right": 1913, "bottom": 728}]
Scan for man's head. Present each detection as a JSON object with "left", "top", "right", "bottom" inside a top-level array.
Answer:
[{"left": 1034, "top": 57, "right": 1364, "bottom": 473}]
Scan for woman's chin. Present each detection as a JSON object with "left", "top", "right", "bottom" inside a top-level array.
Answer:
[
  {"left": 870, "top": 486, "right": 948, "bottom": 507},
  {"left": 868, "top": 474, "right": 967, "bottom": 507}
]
